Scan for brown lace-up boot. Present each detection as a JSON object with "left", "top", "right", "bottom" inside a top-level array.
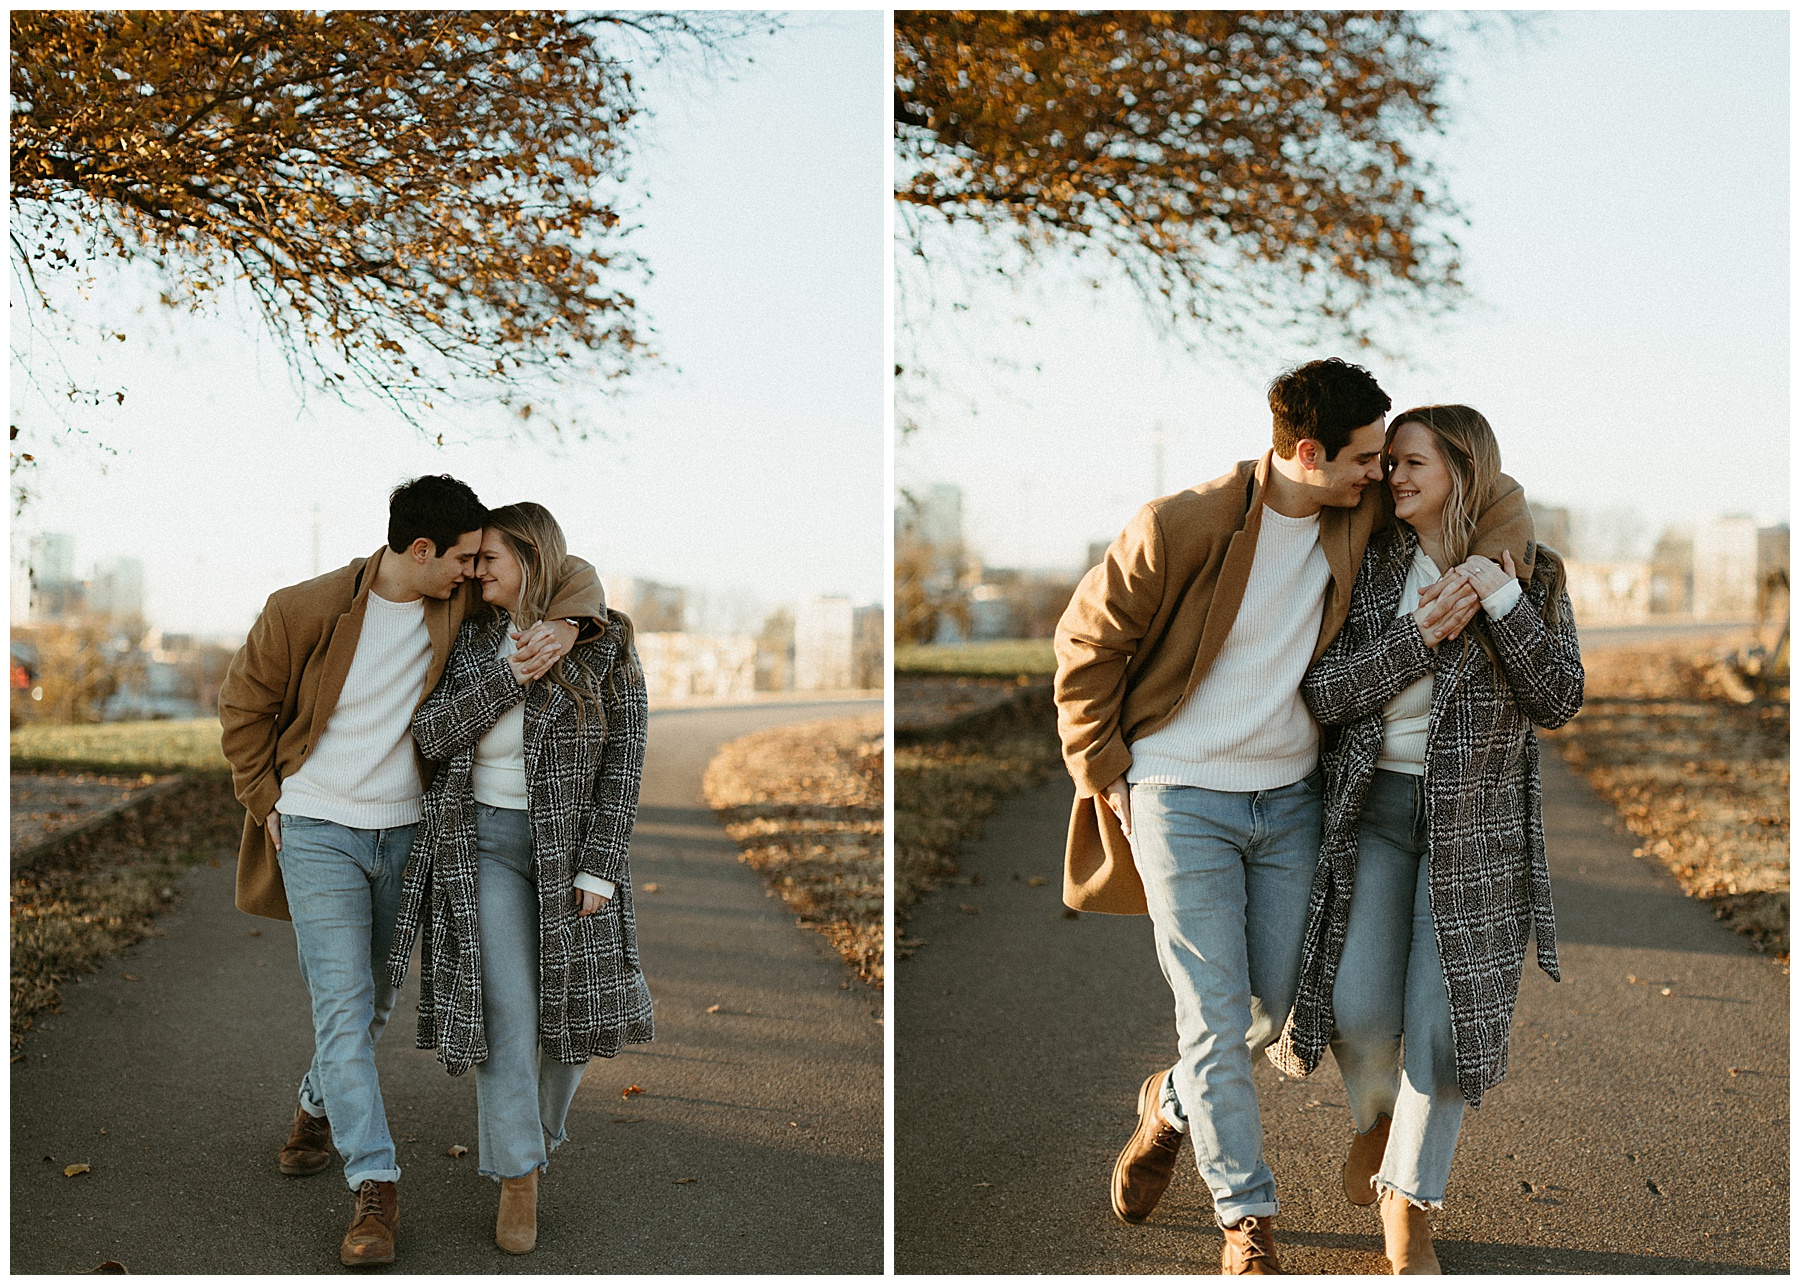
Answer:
[
  {"left": 1342, "top": 1113, "right": 1390, "bottom": 1206},
  {"left": 1221, "top": 1214, "right": 1283, "bottom": 1274},
  {"left": 277, "top": 1103, "right": 334, "bottom": 1176},
  {"left": 1110, "top": 1068, "right": 1186, "bottom": 1224},
  {"left": 340, "top": 1179, "right": 398, "bottom": 1267}
]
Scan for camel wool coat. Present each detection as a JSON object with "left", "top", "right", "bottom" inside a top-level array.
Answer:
[
  {"left": 1269, "top": 526, "right": 1583, "bottom": 1107},
  {"left": 218, "top": 546, "right": 606, "bottom": 920},
  {"left": 1052, "top": 452, "right": 1536, "bottom": 915}
]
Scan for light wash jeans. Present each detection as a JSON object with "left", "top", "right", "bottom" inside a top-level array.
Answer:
[
  {"left": 473, "top": 805, "right": 588, "bottom": 1180},
  {"left": 1129, "top": 773, "right": 1321, "bottom": 1226},
  {"left": 1330, "top": 769, "right": 1466, "bottom": 1207},
  {"left": 276, "top": 814, "right": 413, "bottom": 1191}
]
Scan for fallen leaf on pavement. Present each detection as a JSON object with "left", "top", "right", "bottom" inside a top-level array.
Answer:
[
  {"left": 612, "top": 1116, "right": 644, "bottom": 1124},
  {"left": 642, "top": 883, "right": 660, "bottom": 893},
  {"left": 64, "top": 1163, "right": 91, "bottom": 1177},
  {"left": 672, "top": 1177, "right": 699, "bottom": 1185},
  {"left": 247, "top": 929, "right": 261, "bottom": 937},
  {"left": 1027, "top": 876, "right": 1047, "bottom": 887},
  {"left": 705, "top": 1004, "right": 721, "bottom": 1013},
  {"left": 121, "top": 975, "right": 140, "bottom": 982},
  {"left": 958, "top": 904, "right": 979, "bottom": 915},
  {"left": 446, "top": 1145, "right": 468, "bottom": 1158},
  {"left": 974, "top": 1181, "right": 993, "bottom": 1188},
  {"left": 621, "top": 1085, "right": 644, "bottom": 1098}
]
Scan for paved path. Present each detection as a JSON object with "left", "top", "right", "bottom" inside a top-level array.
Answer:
[
  {"left": 896, "top": 750, "right": 1788, "bottom": 1274},
  {"left": 12, "top": 700, "right": 882, "bottom": 1275}
]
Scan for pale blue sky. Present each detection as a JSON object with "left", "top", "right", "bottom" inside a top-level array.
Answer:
[
  {"left": 897, "top": 10, "right": 1790, "bottom": 571},
  {"left": 12, "top": 13, "right": 884, "bottom": 637}
]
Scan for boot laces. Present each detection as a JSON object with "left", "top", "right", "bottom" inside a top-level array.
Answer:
[
  {"left": 1234, "top": 1216, "right": 1272, "bottom": 1261},
  {"left": 352, "top": 1181, "right": 386, "bottom": 1223}
]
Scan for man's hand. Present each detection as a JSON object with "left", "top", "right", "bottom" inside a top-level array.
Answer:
[
  {"left": 574, "top": 887, "right": 608, "bottom": 917},
  {"left": 510, "top": 619, "right": 577, "bottom": 684},
  {"left": 1457, "top": 551, "right": 1515, "bottom": 600},
  {"left": 1102, "top": 775, "right": 1133, "bottom": 839},
  {"left": 1415, "top": 571, "right": 1480, "bottom": 647},
  {"left": 267, "top": 810, "right": 282, "bottom": 853}
]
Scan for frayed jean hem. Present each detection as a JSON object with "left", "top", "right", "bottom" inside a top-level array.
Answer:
[{"left": 1375, "top": 1177, "right": 1443, "bottom": 1210}]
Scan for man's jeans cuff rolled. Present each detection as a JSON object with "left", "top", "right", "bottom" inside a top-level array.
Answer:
[{"left": 345, "top": 1165, "right": 401, "bottom": 1191}]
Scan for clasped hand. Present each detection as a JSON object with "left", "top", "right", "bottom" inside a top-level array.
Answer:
[
  {"left": 506, "top": 619, "right": 578, "bottom": 685},
  {"left": 1415, "top": 550, "right": 1517, "bottom": 647}
]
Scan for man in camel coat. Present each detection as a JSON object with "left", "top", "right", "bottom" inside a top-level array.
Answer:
[
  {"left": 218, "top": 474, "right": 605, "bottom": 1268},
  {"left": 1053, "top": 360, "right": 1534, "bottom": 1273}
]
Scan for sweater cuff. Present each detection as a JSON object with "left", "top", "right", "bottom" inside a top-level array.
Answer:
[
  {"left": 1481, "top": 579, "right": 1523, "bottom": 620},
  {"left": 573, "top": 872, "right": 615, "bottom": 900}
]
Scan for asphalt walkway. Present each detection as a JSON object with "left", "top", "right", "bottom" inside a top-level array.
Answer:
[
  {"left": 12, "top": 699, "right": 883, "bottom": 1274},
  {"left": 896, "top": 749, "right": 1788, "bottom": 1274}
]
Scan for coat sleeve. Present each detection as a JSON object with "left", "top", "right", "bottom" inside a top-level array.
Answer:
[
  {"left": 218, "top": 595, "right": 291, "bottom": 824},
  {"left": 1302, "top": 610, "right": 1434, "bottom": 727},
  {"left": 577, "top": 644, "right": 648, "bottom": 885},
  {"left": 1481, "top": 572, "right": 1585, "bottom": 729},
  {"left": 412, "top": 625, "right": 526, "bottom": 762},
  {"left": 545, "top": 555, "right": 607, "bottom": 641},
  {"left": 1053, "top": 503, "right": 1169, "bottom": 798},
  {"left": 1469, "top": 473, "right": 1538, "bottom": 576}
]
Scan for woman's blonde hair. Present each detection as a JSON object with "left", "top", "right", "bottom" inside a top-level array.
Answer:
[
  {"left": 483, "top": 501, "right": 638, "bottom": 724},
  {"left": 1388, "top": 404, "right": 1567, "bottom": 628}
]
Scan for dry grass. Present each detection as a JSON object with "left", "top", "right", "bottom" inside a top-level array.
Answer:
[
  {"left": 1546, "top": 633, "right": 1789, "bottom": 955},
  {"left": 894, "top": 685, "right": 1062, "bottom": 939},
  {"left": 702, "top": 714, "right": 884, "bottom": 986},
  {"left": 12, "top": 718, "right": 229, "bottom": 774},
  {"left": 11, "top": 776, "right": 243, "bottom": 1054}
]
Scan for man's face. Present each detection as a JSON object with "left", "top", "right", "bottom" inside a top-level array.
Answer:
[
  {"left": 1308, "top": 417, "right": 1388, "bottom": 508},
  {"left": 418, "top": 529, "right": 483, "bottom": 599}
]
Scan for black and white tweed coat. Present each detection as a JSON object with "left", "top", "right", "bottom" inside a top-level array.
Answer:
[
  {"left": 386, "top": 609, "right": 653, "bottom": 1075},
  {"left": 1269, "top": 525, "right": 1583, "bottom": 1107}
]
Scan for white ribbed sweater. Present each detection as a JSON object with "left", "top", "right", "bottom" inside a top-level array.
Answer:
[
  {"left": 1128, "top": 506, "right": 1331, "bottom": 791},
  {"left": 277, "top": 592, "right": 430, "bottom": 830}
]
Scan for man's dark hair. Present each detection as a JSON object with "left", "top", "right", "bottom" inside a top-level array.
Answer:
[
  {"left": 1268, "top": 358, "right": 1391, "bottom": 460},
  {"left": 387, "top": 475, "right": 487, "bottom": 556}
]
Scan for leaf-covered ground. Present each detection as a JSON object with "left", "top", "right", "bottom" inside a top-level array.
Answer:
[
  {"left": 1546, "top": 634, "right": 1789, "bottom": 956},
  {"left": 702, "top": 714, "right": 884, "bottom": 986},
  {"left": 11, "top": 776, "right": 243, "bottom": 1055}
]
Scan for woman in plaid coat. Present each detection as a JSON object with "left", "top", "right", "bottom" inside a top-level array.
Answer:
[
  {"left": 387, "top": 501, "right": 652, "bottom": 1255},
  {"left": 1270, "top": 405, "right": 1583, "bottom": 1274}
]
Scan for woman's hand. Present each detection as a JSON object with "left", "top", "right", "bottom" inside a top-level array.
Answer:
[
  {"left": 1415, "top": 570, "right": 1481, "bottom": 647},
  {"left": 1457, "top": 551, "right": 1516, "bottom": 600},
  {"left": 508, "top": 620, "right": 577, "bottom": 685},
  {"left": 574, "top": 888, "right": 609, "bottom": 917}
]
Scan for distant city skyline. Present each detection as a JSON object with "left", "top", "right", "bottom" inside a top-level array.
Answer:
[
  {"left": 11, "top": 14, "right": 884, "bottom": 637},
  {"left": 897, "top": 11, "right": 1789, "bottom": 573}
]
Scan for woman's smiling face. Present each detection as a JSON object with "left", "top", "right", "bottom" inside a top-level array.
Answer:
[
  {"left": 1387, "top": 420, "right": 1455, "bottom": 534},
  {"left": 476, "top": 528, "right": 525, "bottom": 612}
]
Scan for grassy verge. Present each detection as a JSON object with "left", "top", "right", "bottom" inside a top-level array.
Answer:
[
  {"left": 12, "top": 775, "right": 243, "bottom": 1054},
  {"left": 895, "top": 639, "right": 1057, "bottom": 677},
  {"left": 12, "top": 718, "right": 230, "bottom": 775},
  {"left": 894, "top": 685, "right": 1062, "bottom": 946},
  {"left": 702, "top": 713, "right": 884, "bottom": 986},
  {"left": 1545, "top": 635, "right": 1789, "bottom": 956}
]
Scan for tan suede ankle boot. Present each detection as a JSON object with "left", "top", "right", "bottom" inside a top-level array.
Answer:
[
  {"left": 496, "top": 1170, "right": 538, "bottom": 1255},
  {"left": 1379, "top": 1190, "right": 1440, "bottom": 1274}
]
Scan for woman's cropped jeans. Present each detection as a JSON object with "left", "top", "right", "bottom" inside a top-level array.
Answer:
[
  {"left": 473, "top": 805, "right": 588, "bottom": 1181},
  {"left": 1330, "top": 769, "right": 1467, "bottom": 1207}
]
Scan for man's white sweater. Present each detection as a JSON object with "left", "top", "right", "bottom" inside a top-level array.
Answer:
[
  {"left": 277, "top": 592, "right": 431, "bottom": 829},
  {"left": 1127, "top": 506, "right": 1331, "bottom": 792}
]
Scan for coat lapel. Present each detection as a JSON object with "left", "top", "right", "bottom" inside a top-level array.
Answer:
[
  {"left": 1183, "top": 453, "right": 1269, "bottom": 698},
  {"left": 308, "top": 547, "right": 383, "bottom": 748}
]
